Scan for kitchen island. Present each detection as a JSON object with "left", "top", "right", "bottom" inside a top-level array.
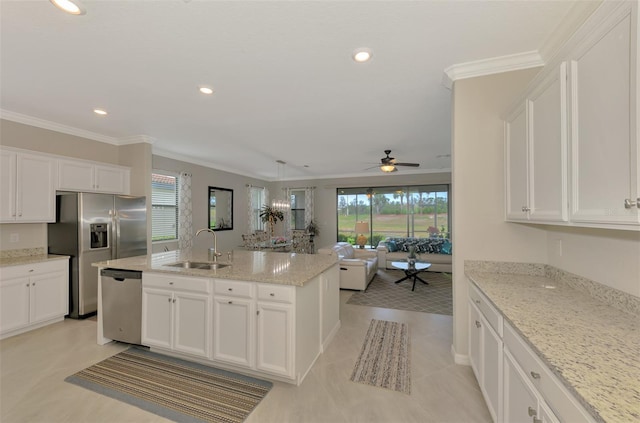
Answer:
[{"left": 93, "top": 250, "right": 340, "bottom": 385}]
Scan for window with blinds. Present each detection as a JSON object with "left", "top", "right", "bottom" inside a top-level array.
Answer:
[{"left": 152, "top": 172, "right": 179, "bottom": 241}]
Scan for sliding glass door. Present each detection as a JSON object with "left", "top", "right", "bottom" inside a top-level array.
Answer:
[{"left": 337, "top": 185, "right": 450, "bottom": 247}]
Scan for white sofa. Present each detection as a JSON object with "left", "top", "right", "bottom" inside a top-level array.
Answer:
[
  {"left": 377, "top": 237, "right": 452, "bottom": 273},
  {"left": 317, "top": 242, "right": 378, "bottom": 291}
]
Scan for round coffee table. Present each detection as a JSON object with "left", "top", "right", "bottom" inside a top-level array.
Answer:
[{"left": 391, "top": 261, "right": 432, "bottom": 291}]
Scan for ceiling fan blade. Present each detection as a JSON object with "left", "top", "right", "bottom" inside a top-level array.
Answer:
[{"left": 394, "top": 163, "right": 420, "bottom": 167}]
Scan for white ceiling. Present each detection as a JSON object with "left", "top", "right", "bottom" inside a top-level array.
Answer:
[{"left": 1, "top": 0, "right": 579, "bottom": 181}]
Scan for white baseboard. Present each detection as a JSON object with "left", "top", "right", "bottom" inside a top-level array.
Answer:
[
  {"left": 322, "top": 320, "right": 341, "bottom": 352},
  {"left": 451, "top": 343, "right": 471, "bottom": 366}
]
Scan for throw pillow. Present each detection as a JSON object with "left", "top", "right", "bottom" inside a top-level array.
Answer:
[
  {"left": 441, "top": 240, "right": 452, "bottom": 255},
  {"left": 387, "top": 240, "right": 398, "bottom": 252}
]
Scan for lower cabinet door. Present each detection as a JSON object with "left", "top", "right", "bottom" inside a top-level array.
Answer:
[
  {"left": 256, "top": 302, "right": 293, "bottom": 377},
  {"left": 142, "top": 288, "right": 173, "bottom": 349},
  {"left": 504, "top": 349, "right": 540, "bottom": 423},
  {"left": 173, "top": 292, "right": 210, "bottom": 358},
  {"left": 482, "top": 318, "right": 502, "bottom": 423},
  {"left": 0, "top": 276, "right": 30, "bottom": 333},
  {"left": 213, "top": 296, "right": 254, "bottom": 367},
  {"left": 468, "top": 301, "right": 482, "bottom": 381},
  {"left": 30, "top": 271, "right": 67, "bottom": 324}
]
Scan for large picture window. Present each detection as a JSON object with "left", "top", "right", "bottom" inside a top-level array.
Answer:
[
  {"left": 337, "top": 185, "right": 450, "bottom": 247},
  {"left": 152, "top": 172, "right": 179, "bottom": 242}
]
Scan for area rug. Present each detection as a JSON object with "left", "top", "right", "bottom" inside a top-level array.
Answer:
[
  {"left": 350, "top": 319, "right": 411, "bottom": 394},
  {"left": 347, "top": 269, "right": 453, "bottom": 315},
  {"left": 65, "top": 348, "right": 272, "bottom": 423}
]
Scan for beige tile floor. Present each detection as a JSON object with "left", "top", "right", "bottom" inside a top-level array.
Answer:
[{"left": 0, "top": 291, "right": 492, "bottom": 423}]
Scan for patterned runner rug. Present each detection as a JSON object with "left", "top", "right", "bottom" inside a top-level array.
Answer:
[
  {"left": 347, "top": 269, "right": 453, "bottom": 315},
  {"left": 350, "top": 319, "right": 411, "bottom": 394},
  {"left": 65, "top": 348, "right": 272, "bottom": 423}
]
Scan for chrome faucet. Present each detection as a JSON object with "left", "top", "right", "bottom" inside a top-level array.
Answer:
[{"left": 196, "top": 228, "right": 222, "bottom": 262}]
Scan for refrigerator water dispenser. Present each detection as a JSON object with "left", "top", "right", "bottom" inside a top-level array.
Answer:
[{"left": 90, "top": 223, "right": 109, "bottom": 249}]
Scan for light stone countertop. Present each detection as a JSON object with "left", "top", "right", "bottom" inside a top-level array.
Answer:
[
  {"left": 0, "top": 254, "right": 70, "bottom": 268},
  {"left": 91, "top": 249, "right": 338, "bottom": 287},
  {"left": 466, "top": 268, "right": 640, "bottom": 423}
]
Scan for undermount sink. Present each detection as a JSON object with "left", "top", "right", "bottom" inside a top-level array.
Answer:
[{"left": 166, "top": 261, "right": 230, "bottom": 270}]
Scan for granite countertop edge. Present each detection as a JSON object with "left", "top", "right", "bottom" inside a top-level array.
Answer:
[
  {"left": 465, "top": 265, "right": 640, "bottom": 423},
  {"left": 0, "top": 254, "right": 70, "bottom": 268}
]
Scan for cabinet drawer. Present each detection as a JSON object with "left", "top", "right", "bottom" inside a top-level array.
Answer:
[
  {"left": 143, "top": 273, "right": 210, "bottom": 294},
  {"left": 214, "top": 279, "right": 254, "bottom": 299},
  {"left": 468, "top": 280, "right": 502, "bottom": 336},
  {"left": 1, "top": 260, "right": 67, "bottom": 281},
  {"left": 504, "top": 322, "right": 596, "bottom": 423},
  {"left": 257, "top": 284, "right": 294, "bottom": 303}
]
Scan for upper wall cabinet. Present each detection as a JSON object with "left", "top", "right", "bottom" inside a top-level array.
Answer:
[
  {"left": 505, "top": 63, "right": 568, "bottom": 223},
  {"left": 569, "top": 3, "right": 639, "bottom": 226},
  {"left": 58, "top": 159, "right": 130, "bottom": 194},
  {"left": 0, "top": 149, "right": 56, "bottom": 223},
  {"left": 505, "top": 1, "right": 638, "bottom": 230}
]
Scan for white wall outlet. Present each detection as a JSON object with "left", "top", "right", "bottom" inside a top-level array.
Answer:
[{"left": 10, "top": 233, "right": 19, "bottom": 243}]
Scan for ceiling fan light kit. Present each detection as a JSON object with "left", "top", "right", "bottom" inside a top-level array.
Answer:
[{"left": 378, "top": 149, "right": 419, "bottom": 173}]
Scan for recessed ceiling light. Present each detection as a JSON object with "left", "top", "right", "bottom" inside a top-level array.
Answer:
[
  {"left": 93, "top": 109, "right": 107, "bottom": 116},
  {"left": 50, "top": 0, "right": 86, "bottom": 15},
  {"left": 353, "top": 48, "right": 373, "bottom": 63},
  {"left": 199, "top": 87, "right": 214, "bottom": 95}
]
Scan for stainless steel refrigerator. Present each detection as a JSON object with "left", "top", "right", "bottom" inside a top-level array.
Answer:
[{"left": 48, "top": 192, "right": 147, "bottom": 318}]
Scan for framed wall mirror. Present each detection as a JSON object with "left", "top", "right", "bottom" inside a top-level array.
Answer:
[{"left": 208, "top": 186, "right": 233, "bottom": 231}]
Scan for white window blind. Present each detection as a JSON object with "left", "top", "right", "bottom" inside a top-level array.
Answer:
[{"left": 152, "top": 172, "right": 179, "bottom": 241}]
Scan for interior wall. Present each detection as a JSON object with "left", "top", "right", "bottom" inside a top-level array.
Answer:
[
  {"left": 0, "top": 119, "right": 120, "bottom": 163},
  {"left": 0, "top": 223, "right": 46, "bottom": 251},
  {"left": 451, "top": 68, "right": 548, "bottom": 361},
  {"left": 545, "top": 226, "right": 640, "bottom": 296},
  {"left": 151, "top": 155, "right": 270, "bottom": 255}
]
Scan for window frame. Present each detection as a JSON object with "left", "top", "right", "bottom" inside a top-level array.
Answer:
[{"left": 151, "top": 171, "right": 179, "bottom": 243}]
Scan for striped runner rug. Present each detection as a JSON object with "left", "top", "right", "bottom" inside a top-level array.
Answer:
[
  {"left": 65, "top": 348, "right": 272, "bottom": 423},
  {"left": 350, "top": 319, "right": 411, "bottom": 394}
]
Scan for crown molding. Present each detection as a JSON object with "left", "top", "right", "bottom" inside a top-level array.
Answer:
[
  {"left": 118, "top": 135, "right": 156, "bottom": 145},
  {"left": 538, "top": 0, "right": 602, "bottom": 63},
  {"left": 0, "top": 109, "right": 120, "bottom": 144},
  {"left": 442, "top": 50, "right": 544, "bottom": 89}
]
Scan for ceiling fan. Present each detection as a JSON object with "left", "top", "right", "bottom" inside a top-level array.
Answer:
[{"left": 378, "top": 150, "right": 420, "bottom": 173}]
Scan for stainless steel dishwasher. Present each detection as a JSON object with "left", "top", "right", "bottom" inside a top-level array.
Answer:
[{"left": 100, "top": 268, "right": 142, "bottom": 344}]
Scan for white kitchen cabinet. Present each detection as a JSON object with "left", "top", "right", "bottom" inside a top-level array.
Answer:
[
  {"left": 505, "top": 103, "right": 529, "bottom": 222},
  {"left": 58, "top": 158, "right": 130, "bottom": 194},
  {"left": 505, "top": 63, "right": 568, "bottom": 224},
  {"left": 503, "top": 349, "right": 559, "bottom": 423},
  {"left": 0, "top": 259, "right": 69, "bottom": 339},
  {"left": 142, "top": 273, "right": 210, "bottom": 359},
  {"left": 468, "top": 282, "right": 502, "bottom": 423},
  {"left": 527, "top": 63, "right": 568, "bottom": 222},
  {"left": 0, "top": 149, "right": 56, "bottom": 223},
  {"left": 256, "top": 301, "right": 293, "bottom": 378},
  {"left": 213, "top": 296, "right": 254, "bottom": 367},
  {"left": 569, "top": 2, "right": 639, "bottom": 226}
]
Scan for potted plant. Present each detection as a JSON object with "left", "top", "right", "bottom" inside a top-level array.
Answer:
[
  {"left": 305, "top": 220, "right": 319, "bottom": 237},
  {"left": 259, "top": 205, "right": 284, "bottom": 238}
]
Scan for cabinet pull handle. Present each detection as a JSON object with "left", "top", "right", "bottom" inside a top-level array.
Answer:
[
  {"left": 32, "top": 283, "right": 35, "bottom": 286},
  {"left": 172, "top": 298, "right": 176, "bottom": 303},
  {"left": 533, "top": 418, "right": 542, "bottom": 423},
  {"left": 169, "top": 282, "right": 173, "bottom": 285},
  {"left": 474, "top": 299, "right": 480, "bottom": 305},
  {"left": 528, "top": 406, "right": 537, "bottom": 417},
  {"left": 228, "top": 301, "right": 233, "bottom": 304},
  {"left": 29, "top": 269, "right": 34, "bottom": 272},
  {"left": 475, "top": 320, "right": 481, "bottom": 328},
  {"left": 228, "top": 288, "right": 232, "bottom": 291},
  {"left": 26, "top": 283, "right": 30, "bottom": 287},
  {"left": 167, "top": 298, "right": 171, "bottom": 302},
  {"left": 530, "top": 371, "right": 541, "bottom": 379},
  {"left": 270, "top": 293, "right": 275, "bottom": 297},
  {"left": 624, "top": 198, "right": 639, "bottom": 209}
]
